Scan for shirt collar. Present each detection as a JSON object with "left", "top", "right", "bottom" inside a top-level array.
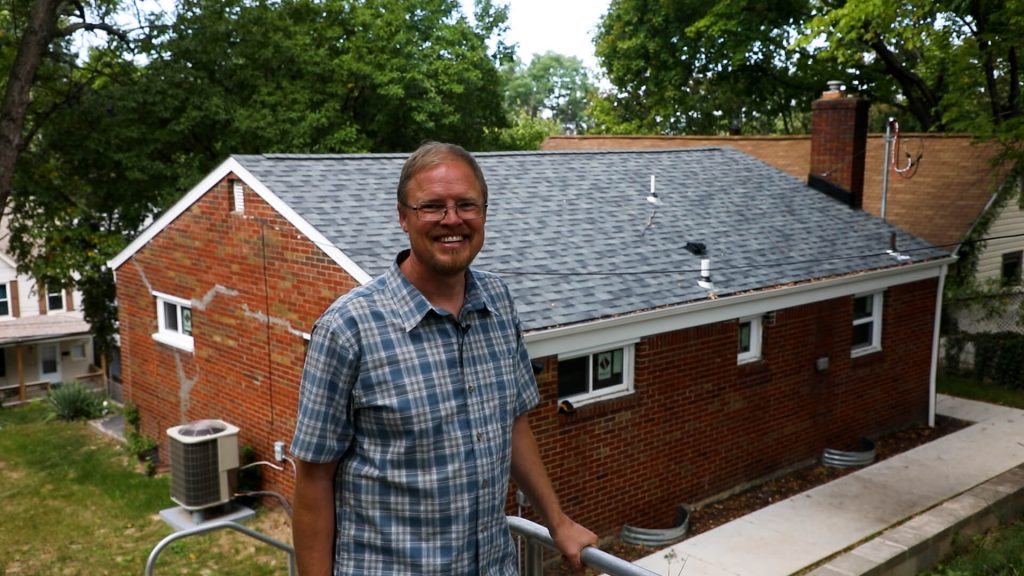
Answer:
[{"left": 386, "top": 250, "right": 497, "bottom": 332}]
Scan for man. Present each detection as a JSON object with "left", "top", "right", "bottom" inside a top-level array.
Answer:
[{"left": 291, "top": 142, "right": 598, "bottom": 575}]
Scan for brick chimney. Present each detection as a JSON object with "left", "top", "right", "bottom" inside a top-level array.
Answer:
[{"left": 808, "top": 81, "right": 868, "bottom": 209}]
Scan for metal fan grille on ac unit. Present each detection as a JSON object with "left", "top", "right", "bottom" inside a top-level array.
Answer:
[{"left": 170, "top": 438, "right": 222, "bottom": 507}]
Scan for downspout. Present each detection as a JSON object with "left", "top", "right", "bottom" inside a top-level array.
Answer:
[{"left": 929, "top": 263, "right": 948, "bottom": 427}]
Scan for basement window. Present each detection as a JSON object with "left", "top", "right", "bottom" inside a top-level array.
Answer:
[
  {"left": 737, "top": 316, "right": 762, "bottom": 364},
  {"left": 851, "top": 292, "right": 883, "bottom": 357},
  {"left": 153, "top": 291, "right": 194, "bottom": 352},
  {"left": 557, "top": 341, "right": 636, "bottom": 407}
]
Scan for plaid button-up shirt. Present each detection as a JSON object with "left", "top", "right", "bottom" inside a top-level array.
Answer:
[{"left": 291, "top": 252, "right": 540, "bottom": 575}]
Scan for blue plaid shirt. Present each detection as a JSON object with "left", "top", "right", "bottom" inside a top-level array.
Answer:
[{"left": 291, "top": 252, "right": 540, "bottom": 575}]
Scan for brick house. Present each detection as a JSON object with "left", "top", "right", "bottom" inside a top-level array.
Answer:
[{"left": 108, "top": 89, "right": 953, "bottom": 535}]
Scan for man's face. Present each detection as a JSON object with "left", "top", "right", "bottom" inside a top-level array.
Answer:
[{"left": 399, "top": 159, "right": 486, "bottom": 279}]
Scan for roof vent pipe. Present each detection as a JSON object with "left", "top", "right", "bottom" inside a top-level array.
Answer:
[{"left": 698, "top": 257, "right": 714, "bottom": 290}]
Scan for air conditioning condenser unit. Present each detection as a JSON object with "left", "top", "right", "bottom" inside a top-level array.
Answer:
[{"left": 167, "top": 419, "right": 240, "bottom": 510}]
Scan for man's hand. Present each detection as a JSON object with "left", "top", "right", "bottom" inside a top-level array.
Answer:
[{"left": 550, "top": 514, "right": 599, "bottom": 573}]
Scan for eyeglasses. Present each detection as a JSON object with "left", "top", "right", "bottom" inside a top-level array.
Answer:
[{"left": 400, "top": 201, "right": 487, "bottom": 221}]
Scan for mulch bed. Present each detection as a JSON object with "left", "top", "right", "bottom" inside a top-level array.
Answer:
[{"left": 547, "top": 415, "right": 973, "bottom": 574}]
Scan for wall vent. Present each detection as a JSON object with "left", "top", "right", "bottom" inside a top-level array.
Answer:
[
  {"left": 231, "top": 180, "right": 245, "bottom": 213},
  {"left": 167, "top": 419, "right": 240, "bottom": 510}
]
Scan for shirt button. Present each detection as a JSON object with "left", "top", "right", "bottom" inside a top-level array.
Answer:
[
  {"left": 482, "top": 479, "right": 489, "bottom": 489},
  {"left": 468, "top": 384, "right": 475, "bottom": 392},
  {"left": 477, "top": 432, "right": 484, "bottom": 442}
]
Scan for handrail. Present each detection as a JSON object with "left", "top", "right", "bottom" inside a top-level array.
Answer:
[
  {"left": 144, "top": 519, "right": 295, "bottom": 576},
  {"left": 506, "top": 516, "right": 659, "bottom": 576},
  {"left": 145, "top": 515, "right": 653, "bottom": 576}
]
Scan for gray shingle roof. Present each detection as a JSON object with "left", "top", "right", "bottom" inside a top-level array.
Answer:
[{"left": 233, "top": 148, "right": 950, "bottom": 332}]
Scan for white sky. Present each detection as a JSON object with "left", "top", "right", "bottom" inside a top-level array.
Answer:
[{"left": 460, "top": 0, "right": 611, "bottom": 72}]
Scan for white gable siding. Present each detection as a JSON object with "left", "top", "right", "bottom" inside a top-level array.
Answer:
[
  {"left": 976, "top": 200, "right": 1024, "bottom": 284},
  {"left": 0, "top": 251, "right": 85, "bottom": 319}
]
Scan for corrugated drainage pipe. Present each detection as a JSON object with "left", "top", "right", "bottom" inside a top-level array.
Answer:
[
  {"left": 822, "top": 437, "right": 876, "bottom": 468},
  {"left": 621, "top": 506, "right": 689, "bottom": 547}
]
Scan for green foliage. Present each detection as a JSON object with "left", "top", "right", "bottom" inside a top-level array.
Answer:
[
  {"left": 967, "top": 332, "right": 1024, "bottom": 389},
  {"left": 802, "top": 0, "right": 1023, "bottom": 134},
  {"left": 46, "top": 383, "right": 105, "bottom": 422},
  {"left": 922, "top": 518, "right": 1024, "bottom": 575},
  {"left": 485, "top": 110, "right": 560, "bottom": 151},
  {"left": 594, "top": 0, "right": 826, "bottom": 135},
  {"left": 501, "top": 51, "right": 597, "bottom": 134},
  {"left": 7, "top": 0, "right": 516, "bottom": 347}
]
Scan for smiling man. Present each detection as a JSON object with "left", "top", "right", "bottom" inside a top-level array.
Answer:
[{"left": 290, "top": 142, "right": 597, "bottom": 576}]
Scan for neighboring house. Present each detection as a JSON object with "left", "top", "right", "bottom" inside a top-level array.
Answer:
[
  {"left": 108, "top": 88, "right": 954, "bottom": 535},
  {"left": 0, "top": 248, "right": 97, "bottom": 404}
]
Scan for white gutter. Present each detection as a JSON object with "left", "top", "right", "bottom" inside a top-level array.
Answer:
[
  {"left": 929, "top": 263, "right": 949, "bottom": 427},
  {"left": 525, "top": 256, "right": 956, "bottom": 359}
]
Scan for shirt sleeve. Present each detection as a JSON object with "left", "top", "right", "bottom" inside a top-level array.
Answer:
[
  {"left": 290, "top": 316, "right": 361, "bottom": 463},
  {"left": 502, "top": 283, "right": 540, "bottom": 418}
]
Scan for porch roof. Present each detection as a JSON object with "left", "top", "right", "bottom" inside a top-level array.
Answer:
[{"left": 0, "top": 314, "right": 92, "bottom": 346}]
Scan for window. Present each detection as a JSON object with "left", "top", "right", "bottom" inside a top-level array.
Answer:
[
  {"left": 153, "top": 292, "right": 194, "bottom": 352},
  {"left": 0, "top": 283, "right": 9, "bottom": 317},
  {"left": 1001, "top": 251, "right": 1022, "bottom": 286},
  {"left": 0, "top": 350, "right": 6, "bottom": 378},
  {"left": 71, "top": 341, "right": 87, "bottom": 360},
  {"left": 852, "top": 292, "right": 883, "bottom": 356},
  {"left": 557, "top": 342, "right": 635, "bottom": 406},
  {"left": 47, "top": 288, "right": 64, "bottom": 312},
  {"left": 737, "top": 316, "right": 763, "bottom": 364}
]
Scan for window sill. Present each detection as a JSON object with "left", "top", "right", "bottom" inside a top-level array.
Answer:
[
  {"left": 152, "top": 331, "right": 194, "bottom": 353},
  {"left": 851, "top": 345, "right": 881, "bottom": 359},
  {"left": 559, "top": 388, "right": 633, "bottom": 410}
]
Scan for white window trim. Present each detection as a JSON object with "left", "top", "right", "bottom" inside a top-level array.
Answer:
[
  {"left": 737, "top": 316, "right": 763, "bottom": 364},
  {"left": 851, "top": 291, "right": 883, "bottom": 358},
  {"left": 557, "top": 339, "right": 637, "bottom": 408},
  {"left": 153, "top": 291, "right": 194, "bottom": 353},
  {"left": 46, "top": 287, "right": 65, "bottom": 313}
]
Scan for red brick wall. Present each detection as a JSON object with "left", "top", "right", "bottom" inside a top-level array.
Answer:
[
  {"left": 810, "top": 94, "right": 869, "bottom": 209},
  {"left": 114, "top": 175, "right": 358, "bottom": 497},
  {"left": 516, "top": 278, "right": 936, "bottom": 536}
]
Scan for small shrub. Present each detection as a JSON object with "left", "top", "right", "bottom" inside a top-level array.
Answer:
[
  {"left": 123, "top": 402, "right": 141, "bottom": 432},
  {"left": 47, "top": 383, "right": 105, "bottom": 421}
]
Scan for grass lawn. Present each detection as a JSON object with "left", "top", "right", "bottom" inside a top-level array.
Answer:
[
  {"left": 0, "top": 402, "right": 292, "bottom": 575},
  {"left": 938, "top": 372, "right": 1024, "bottom": 410}
]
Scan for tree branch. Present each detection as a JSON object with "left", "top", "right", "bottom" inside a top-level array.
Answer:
[
  {"left": 58, "top": 21, "right": 130, "bottom": 43},
  {"left": 868, "top": 39, "right": 941, "bottom": 130}
]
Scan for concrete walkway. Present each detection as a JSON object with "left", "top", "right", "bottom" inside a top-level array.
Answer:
[{"left": 632, "top": 395, "right": 1024, "bottom": 576}]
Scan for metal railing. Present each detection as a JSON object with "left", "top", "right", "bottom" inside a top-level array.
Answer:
[
  {"left": 508, "top": 516, "right": 659, "bottom": 576},
  {"left": 144, "top": 515, "right": 654, "bottom": 576},
  {"left": 144, "top": 519, "right": 296, "bottom": 576}
]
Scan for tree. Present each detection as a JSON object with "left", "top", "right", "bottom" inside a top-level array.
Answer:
[
  {"left": 803, "top": 0, "right": 1023, "bottom": 133},
  {"left": 6, "top": 0, "right": 515, "bottom": 348},
  {"left": 593, "top": 0, "right": 832, "bottom": 135},
  {"left": 502, "top": 51, "right": 596, "bottom": 134},
  {"left": 0, "top": 0, "right": 128, "bottom": 230}
]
